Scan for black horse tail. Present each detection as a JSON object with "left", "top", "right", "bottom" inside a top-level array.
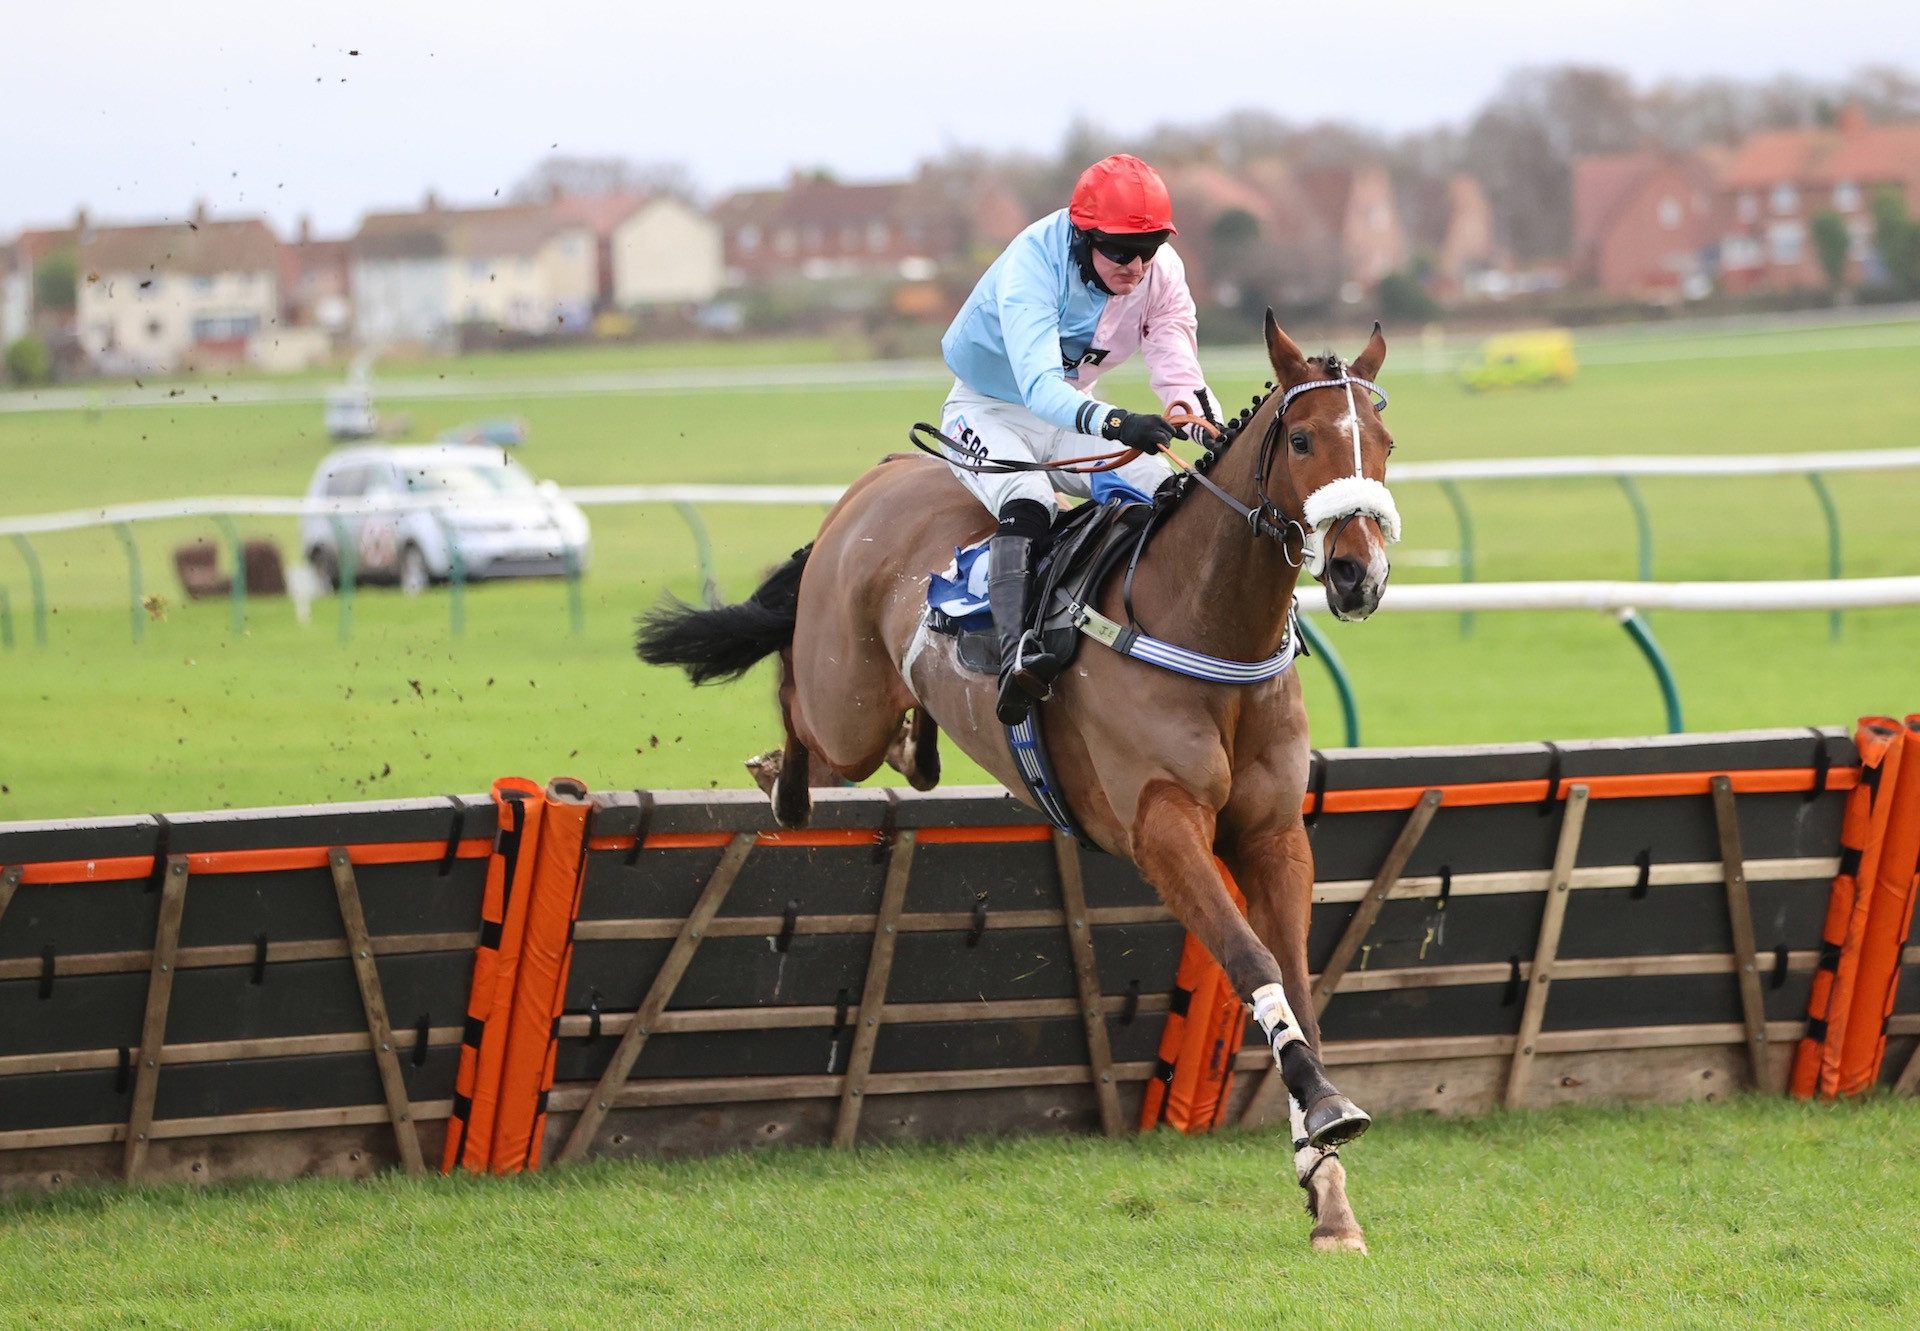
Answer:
[{"left": 635, "top": 545, "right": 812, "bottom": 685}]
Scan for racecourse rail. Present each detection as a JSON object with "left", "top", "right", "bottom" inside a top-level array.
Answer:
[{"left": 4, "top": 447, "right": 1920, "bottom": 742}]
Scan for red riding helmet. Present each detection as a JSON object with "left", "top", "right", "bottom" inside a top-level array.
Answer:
[{"left": 1068, "top": 154, "right": 1178, "bottom": 236}]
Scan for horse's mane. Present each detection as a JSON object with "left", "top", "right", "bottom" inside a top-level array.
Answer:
[{"left": 1193, "top": 354, "right": 1342, "bottom": 477}]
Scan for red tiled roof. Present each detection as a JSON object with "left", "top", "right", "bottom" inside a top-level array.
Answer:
[
  {"left": 1721, "top": 118, "right": 1920, "bottom": 189},
  {"left": 351, "top": 204, "right": 583, "bottom": 261},
  {"left": 1573, "top": 152, "right": 1663, "bottom": 251},
  {"left": 546, "top": 192, "right": 653, "bottom": 238}
]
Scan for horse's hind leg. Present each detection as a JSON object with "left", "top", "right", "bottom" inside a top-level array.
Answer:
[
  {"left": 752, "top": 648, "right": 816, "bottom": 828},
  {"left": 885, "top": 708, "right": 941, "bottom": 791}
]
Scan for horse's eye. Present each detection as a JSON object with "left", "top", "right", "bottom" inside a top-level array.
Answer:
[{"left": 1289, "top": 430, "right": 1311, "bottom": 455}]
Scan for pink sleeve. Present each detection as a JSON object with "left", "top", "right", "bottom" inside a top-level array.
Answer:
[{"left": 1142, "top": 247, "right": 1216, "bottom": 423}]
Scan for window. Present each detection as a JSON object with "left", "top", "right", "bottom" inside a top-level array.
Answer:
[
  {"left": 191, "top": 314, "right": 258, "bottom": 341},
  {"left": 737, "top": 224, "right": 760, "bottom": 252},
  {"left": 1767, "top": 220, "right": 1804, "bottom": 265},
  {"left": 469, "top": 260, "right": 490, "bottom": 279},
  {"left": 1658, "top": 196, "right": 1682, "bottom": 230},
  {"left": 1833, "top": 180, "right": 1861, "bottom": 212},
  {"left": 191, "top": 275, "right": 214, "bottom": 293},
  {"left": 323, "top": 466, "right": 367, "bottom": 498},
  {"left": 1737, "top": 193, "right": 1758, "bottom": 223},
  {"left": 867, "top": 221, "right": 889, "bottom": 252},
  {"left": 1769, "top": 182, "right": 1799, "bottom": 215}
]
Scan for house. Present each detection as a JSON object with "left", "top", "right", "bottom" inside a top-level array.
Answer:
[
  {"left": 70, "top": 204, "right": 281, "bottom": 373},
  {"left": 350, "top": 195, "right": 596, "bottom": 345},
  {"left": 1297, "top": 165, "right": 1409, "bottom": 301},
  {"left": 1162, "top": 163, "right": 1294, "bottom": 308},
  {"left": 1231, "top": 158, "right": 1349, "bottom": 307},
  {"left": 547, "top": 192, "right": 722, "bottom": 310},
  {"left": 280, "top": 216, "right": 352, "bottom": 334},
  {"left": 713, "top": 171, "right": 972, "bottom": 289},
  {"left": 1718, "top": 106, "right": 1920, "bottom": 291},
  {"left": 1424, "top": 175, "right": 1500, "bottom": 299},
  {"left": 1571, "top": 151, "right": 1720, "bottom": 298}
]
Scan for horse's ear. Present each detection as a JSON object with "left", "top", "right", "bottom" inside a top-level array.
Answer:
[
  {"left": 1352, "top": 321, "right": 1387, "bottom": 381},
  {"left": 1264, "top": 308, "right": 1310, "bottom": 382}
]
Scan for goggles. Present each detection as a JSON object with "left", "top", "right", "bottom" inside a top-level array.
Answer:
[{"left": 1090, "top": 232, "right": 1166, "bottom": 267}]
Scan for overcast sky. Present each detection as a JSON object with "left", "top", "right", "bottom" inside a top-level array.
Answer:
[{"left": 7, "top": 0, "right": 1912, "bottom": 239}]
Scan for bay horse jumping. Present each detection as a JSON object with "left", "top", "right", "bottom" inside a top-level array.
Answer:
[{"left": 639, "top": 312, "right": 1399, "bottom": 1252}]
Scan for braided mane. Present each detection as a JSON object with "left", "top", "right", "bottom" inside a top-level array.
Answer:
[{"left": 1192, "top": 354, "right": 1342, "bottom": 477}]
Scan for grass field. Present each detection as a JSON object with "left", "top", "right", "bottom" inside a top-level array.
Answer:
[
  {"left": 5, "top": 327, "right": 1920, "bottom": 1328},
  {"left": 1, "top": 1096, "right": 1915, "bottom": 1328},
  {"left": 1, "top": 320, "right": 1918, "bottom": 821}
]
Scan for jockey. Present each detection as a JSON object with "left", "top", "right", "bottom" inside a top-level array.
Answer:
[{"left": 938, "top": 153, "right": 1220, "bottom": 726}]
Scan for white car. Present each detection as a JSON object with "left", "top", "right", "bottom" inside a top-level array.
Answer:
[{"left": 300, "top": 444, "right": 592, "bottom": 594}]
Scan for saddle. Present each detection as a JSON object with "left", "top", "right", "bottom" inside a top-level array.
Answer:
[{"left": 928, "top": 498, "right": 1159, "bottom": 678}]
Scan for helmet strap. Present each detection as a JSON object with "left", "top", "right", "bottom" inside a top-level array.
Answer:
[{"left": 1069, "top": 227, "right": 1115, "bottom": 295}]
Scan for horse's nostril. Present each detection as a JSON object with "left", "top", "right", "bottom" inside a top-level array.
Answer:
[{"left": 1327, "top": 557, "right": 1364, "bottom": 596}]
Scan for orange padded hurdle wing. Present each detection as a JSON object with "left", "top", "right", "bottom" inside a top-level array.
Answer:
[
  {"left": 1835, "top": 715, "right": 1920, "bottom": 1095},
  {"left": 1792, "top": 719, "right": 1900, "bottom": 1099},
  {"left": 1140, "top": 863, "right": 1248, "bottom": 1134},
  {"left": 442, "top": 777, "right": 546, "bottom": 1172},
  {"left": 491, "top": 778, "right": 594, "bottom": 1174}
]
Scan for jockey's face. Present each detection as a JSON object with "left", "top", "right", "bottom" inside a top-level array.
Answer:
[{"left": 1090, "top": 244, "right": 1151, "bottom": 295}]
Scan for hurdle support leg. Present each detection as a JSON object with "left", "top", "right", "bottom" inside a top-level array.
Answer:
[
  {"left": 1710, "top": 777, "right": 1771, "bottom": 1088},
  {"left": 1504, "top": 785, "right": 1589, "bottom": 1109},
  {"left": 834, "top": 830, "right": 917, "bottom": 1148},
  {"left": 558, "top": 833, "right": 756, "bottom": 1163},
  {"left": 1053, "top": 833, "right": 1122, "bottom": 1137},
  {"left": 328, "top": 849, "right": 426, "bottom": 1175},
  {"left": 1241, "top": 790, "right": 1442, "bottom": 1127},
  {"left": 125, "top": 856, "right": 190, "bottom": 1182},
  {"left": 0, "top": 866, "right": 21, "bottom": 930}
]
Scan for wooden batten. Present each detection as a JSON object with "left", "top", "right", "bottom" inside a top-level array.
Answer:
[
  {"left": 833, "top": 830, "right": 916, "bottom": 1148},
  {"left": 1710, "top": 777, "right": 1771, "bottom": 1086},
  {"left": 558, "top": 833, "right": 757, "bottom": 1163},
  {"left": 1054, "top": 833, "right": 1122, "bottom": 1137},
  {"left": 328, "top": 849, "right": 426, "bottom": 1176},
  {"left": 123, "top": 857, "right": 191, "bottom": 1182},
  {"left": 1503, "top": 786, "right": 1590, "bottom": 1109}
]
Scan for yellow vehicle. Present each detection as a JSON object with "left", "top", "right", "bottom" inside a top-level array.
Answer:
[{"left": 1459, "top": 329, "right": 1578, "bottom": 391}]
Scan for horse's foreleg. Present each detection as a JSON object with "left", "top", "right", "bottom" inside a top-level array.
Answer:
[
  {"left": 1133, "top": 782, "right": 1367, "bottom": 1149},
  {"left": 1233, "top": 823, "right": 1369, "bottom": 1252}
]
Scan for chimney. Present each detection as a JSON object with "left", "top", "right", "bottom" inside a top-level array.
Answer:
[
  {"left": 192, "top": 199, "right": 208, "bottom": 227},
  {"left": 298, "top": 214, "right": 313, "bottom": 245},
  {"left": 74, "top": 206, "right": 91, "bottom": 240},
  {"left": 549, "top": 182, "right": 564, "bottom": 205},
  {"left": 423, "top": 189, "right": 441, "bottom": 213},
  {"left": 1837, "top": 103, "right": 1867, "bottom": 136}
]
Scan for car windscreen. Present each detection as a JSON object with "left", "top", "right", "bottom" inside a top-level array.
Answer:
[{"left": 400, "top": 462, "right": 539, "bottom": 496}]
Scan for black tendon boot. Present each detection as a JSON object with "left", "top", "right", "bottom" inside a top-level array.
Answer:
[{"left": 987, "top": 533, "right": 1057, "bottom": 726}]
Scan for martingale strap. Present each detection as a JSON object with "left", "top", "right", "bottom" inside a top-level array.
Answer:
[
  {"left": 1006, "top": 713, "right": 1083, "bottom": 840},
  {"left": 1068, "top": 600, "right": 1300, "bottom": 684}
]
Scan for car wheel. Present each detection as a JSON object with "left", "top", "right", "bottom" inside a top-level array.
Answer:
[
  {"left": 309, "top": 547, "right": 340, "bottom": 591},
  {"left": 399, "top": 544, "right": 431, "bottom": 598}
]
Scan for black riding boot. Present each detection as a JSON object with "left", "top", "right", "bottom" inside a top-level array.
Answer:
[{"left": 988, "top": 534, "right": 1057, "bottom": 726}]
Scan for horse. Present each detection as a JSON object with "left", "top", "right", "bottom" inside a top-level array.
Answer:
[{"left": 638, "top": 311, "right": 1399, "bottom": 1253}]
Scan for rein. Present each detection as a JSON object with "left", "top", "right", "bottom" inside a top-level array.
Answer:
[{"left": 907, "top": 409, "right": 1221, "bottom": 476}]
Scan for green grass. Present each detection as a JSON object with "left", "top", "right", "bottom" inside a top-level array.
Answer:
[
  {"left": 1, "top": 1096, "right": 1915, "bottom": 1328},
  {"left": 1, "top": 321, "right": 1919, "bottom": 821}
]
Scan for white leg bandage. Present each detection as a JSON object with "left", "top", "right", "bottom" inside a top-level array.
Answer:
[{"left": 1250, "top": 982, "right": 1306, "bottom": 1059}]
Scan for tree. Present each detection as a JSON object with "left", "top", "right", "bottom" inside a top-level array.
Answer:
[
  {"left": 32, "top": 249, "right": 76, "bottom": 314},
  {"left": 1870, "top": 187, "right": 1919, "bottom": 294},
  {"left": 509, "top": 155, "right": 694, "bottom": 203},
  {"left": 5, "top": 335, "right": 52, "bottom": 386},
  {"left": 1810, "top": 212, "right": 1851, "bottom": 293}
]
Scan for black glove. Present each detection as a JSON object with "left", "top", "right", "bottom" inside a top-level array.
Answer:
[{"left": 1099, "top": 409, "right": 1177, "bottom": 454}]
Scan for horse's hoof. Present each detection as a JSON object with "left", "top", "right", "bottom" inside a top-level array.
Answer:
[
  {"left": 1311, "top": 1230, "right": 1369, "bottom": 1255},
  {"left": 1303, "top": 1094, "right": 1371, "bottom": 1149},
  {"left": 745, "top": 750, "right": 782, "bottom": 796}
]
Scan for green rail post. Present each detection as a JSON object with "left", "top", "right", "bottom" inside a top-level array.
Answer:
[
  {"left": 673, "top": 501, "right": 724, "bottom": 608},
  {"left": 1437, "top": 478, "right": 1476, "bottom": 637},
  {"left": 1618, "top": 609, "right": 1683, "bottom": 734},
  {"left": 9, "top": 535, "right": 47, "bottom": 646},
  {"left": 1296, "top": 614, "right": 1360, "bottom": 747},
  {"left": 327, "top": 517, "right": 356, "bottom": 644},
  {"left": 0, "top": 586, "right": 12, "bottom": 650},
  {"left": 433, "top": 516, "right": 467, "bottom": 637},
  {"left": 563, "top": 542, "right": 584, "bottom": 637},
  {"left": 1806, "top": 472, "right": 1843, "bottom": 642},
  {"left": 1616, "top": 476, "right": 1654, "bottom": 583},
  {"left": 212, "top": 514, "right": 246, "bottom": 634},
  {"left": 113, "top": 522, "right": 144, "bottom": 643}
]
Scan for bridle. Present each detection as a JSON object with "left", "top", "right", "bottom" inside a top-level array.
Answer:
[{"left": 1171, "top": 363, "right": 1401, "bottom": 575}]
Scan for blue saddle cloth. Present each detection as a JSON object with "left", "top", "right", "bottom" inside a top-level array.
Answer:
[{"left": 926, "top": 539, "right": 994, "bottom": 632}]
